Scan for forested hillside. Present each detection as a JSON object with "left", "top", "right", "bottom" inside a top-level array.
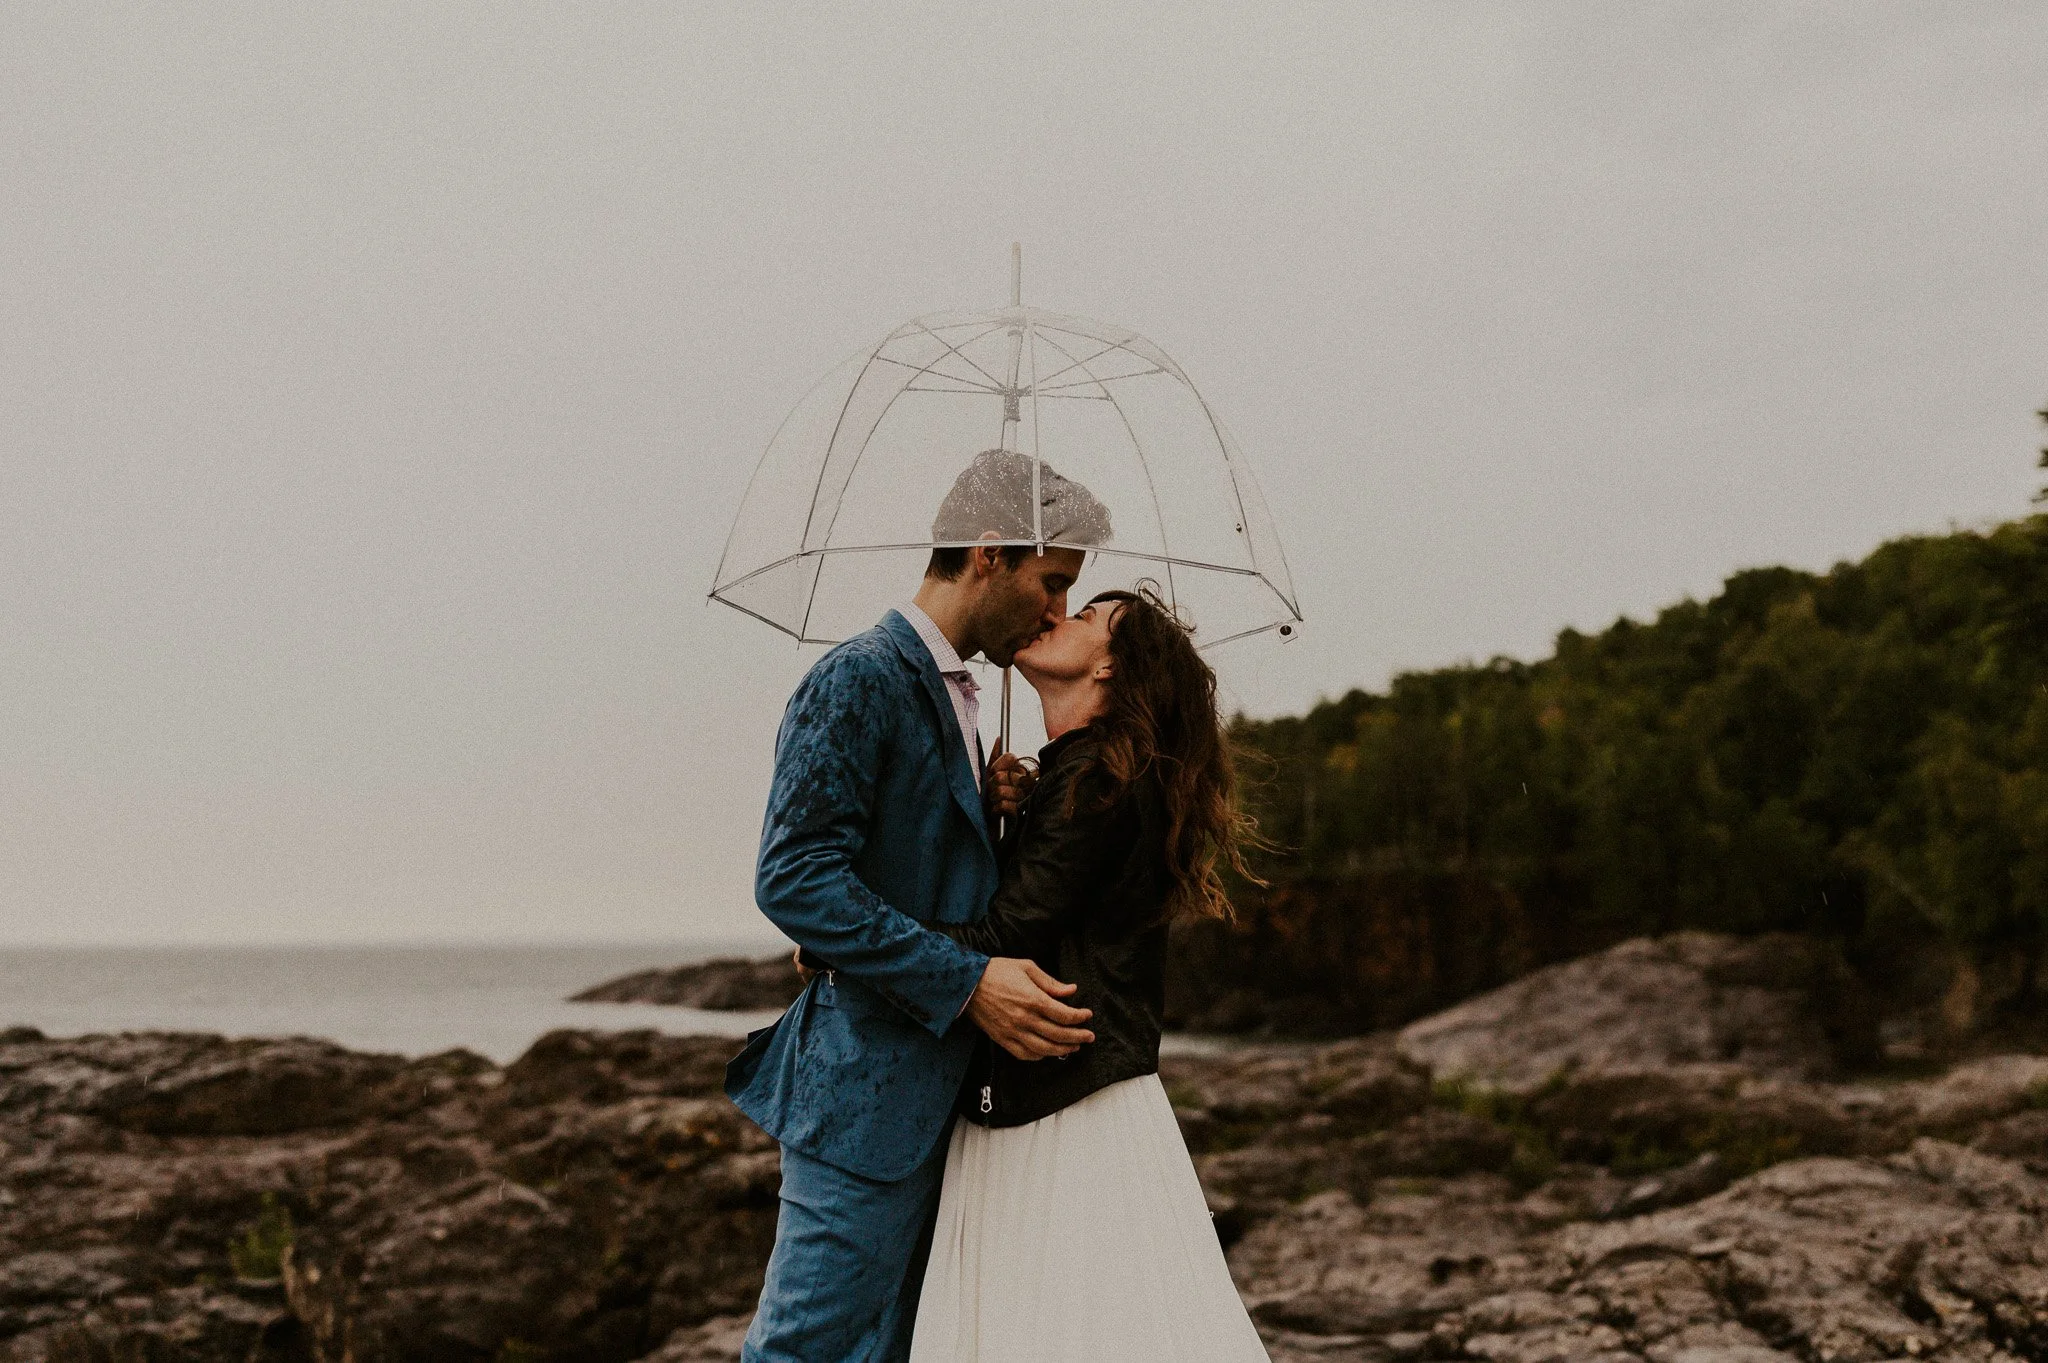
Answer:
[{"left": 1172, "top": 511, "right": 2048, "bottom": 1042}]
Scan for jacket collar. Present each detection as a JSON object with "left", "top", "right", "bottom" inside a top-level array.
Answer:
[
  {"left": 881, "top": 609, "right": 992, "bottom": 853},
  {"left": 1036, "top": 723, "right": 1096, "bottom": 768}
]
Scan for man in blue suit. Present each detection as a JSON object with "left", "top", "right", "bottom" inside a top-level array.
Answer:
[{"left": 727, "top": 451, "right": 1114, "bottom": 1362}]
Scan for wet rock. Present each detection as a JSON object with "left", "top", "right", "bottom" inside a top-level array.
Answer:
[
  {"left": 0, "top": 1030, "right": 405, "bottom": 1135},
  {"left": 635, "top": 1313, "right": 752, "bottom": 1362},
  {"left": 1163, "top": 1048, "right": 1319, "bottom": 1123},
  {"left": 1235, "top": 1140, "right": 2048, "bottom": 1362},
  {"left": 1304, "top": 1041, "right": 1433, "bottom": 1128},
  {"left": 276, "top": 1034, "right": 781, "bottom": 1363},
  {"left": 1551, "top": 1140, "right": 2048, "bottom": 1362},
  {"left": 6, "top": 1017, "right": 2045, "bottom": 1363},
  {"left": 1972, "top": 1107, "right": 2048, "bottom": 1171},
  {"left": 1396, "top": 933, "right": 1870, "bottom": 1094},
  {"left": 1162, "top": 1037, "right": 1429, "bottom": 1159},
  {"left": 0, "top": 1029, "right": 779, "bottom": 1363},
  {"left": 1602, "top": 1152, "right": 1732, "bottom": 1219},
  {"left": 572, "top": 957, "right": 803, "bottom": 1011},
  {"left": 1197, "top": 1144, "right": 1354, "bottom": 1229},
  {"left": 1526, "top": 1065, "right": 1865, "bottom": 1170},
  {"left": 1358, "top": 1108, "right": 1519, "bottom": 1180},
  {"left": 1898, "top": 1053, "right": 2048, "bottom": 1135},
  {"left": 1233, "top": 1178, "right": 1544, "bottom": 1339},
  {"left": 499, "top": 1028, "right": 739, "bottom": 1107},
  {"left": 0, "top": 1283, "right": 302, "bottom": 1363}
]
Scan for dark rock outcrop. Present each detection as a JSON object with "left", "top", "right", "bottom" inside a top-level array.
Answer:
[{"left": 571, "top": 957, "right": 803, "bottom": 1011}]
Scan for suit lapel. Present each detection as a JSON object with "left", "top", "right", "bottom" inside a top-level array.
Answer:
[{"left": 882, "top": 611, "right": 993, "bottom": 855}]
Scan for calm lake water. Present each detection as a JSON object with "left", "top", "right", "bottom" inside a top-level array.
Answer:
[
  {"left": 0, "top": 942, "right": 789, "bottom": 1064},
  {"left": 0, "top": 941, "right": 1234, "bottom": 1064}
]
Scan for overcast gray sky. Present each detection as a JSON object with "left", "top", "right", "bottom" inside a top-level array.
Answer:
[{"left": 5, "top": 2, "right": 2045, "bottom": 947}]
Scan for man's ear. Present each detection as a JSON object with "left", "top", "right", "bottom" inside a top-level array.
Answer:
[
  {"left": 1093, "top": 663, "right": 1114, "bottom": 682},
  {"left": 971, "top": 533, "right": 1006, "bottom": 579}
]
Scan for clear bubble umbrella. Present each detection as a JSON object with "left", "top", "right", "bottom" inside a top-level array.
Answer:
[{"left": 710, "top": 247, "right": 1304, "bottom": 740}]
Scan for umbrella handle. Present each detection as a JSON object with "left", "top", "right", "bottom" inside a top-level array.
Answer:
[
  {"left": 996, "top": 667, "right": 1013, "bottom": 842},
  {"left": 999, "top": 667, "right": 1012, "bottom": 757}
]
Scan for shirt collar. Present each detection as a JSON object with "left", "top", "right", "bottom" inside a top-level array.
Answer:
[{"left": 898, "top": 601, "right": 972, "bottom": 679}]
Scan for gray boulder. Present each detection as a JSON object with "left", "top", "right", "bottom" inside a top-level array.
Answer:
[{"left": 1396, "top": 932, "right": 1871, "bottom": 1094}]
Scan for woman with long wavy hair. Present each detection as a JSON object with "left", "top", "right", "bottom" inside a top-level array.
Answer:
[{"left": 908, "top": 584, "right": 1272, "bottom": 1362}]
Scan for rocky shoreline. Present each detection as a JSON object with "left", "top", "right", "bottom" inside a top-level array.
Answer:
[{"left": 6, "top": 934, "right": 2046, "bottom": 1362}]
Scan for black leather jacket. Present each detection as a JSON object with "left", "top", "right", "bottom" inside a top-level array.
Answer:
[{"left": 937, "top": 725, "right": 1171, "bottom": 1127}]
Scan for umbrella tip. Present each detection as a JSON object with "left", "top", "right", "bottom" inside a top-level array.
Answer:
[{"left": 1010, "top": 242, "right": 1021, "bottom": 308}]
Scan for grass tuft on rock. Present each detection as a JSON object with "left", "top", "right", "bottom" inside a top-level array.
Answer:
[{"left": 227, "top": 1191, "right": 295, "bottom": 1282}]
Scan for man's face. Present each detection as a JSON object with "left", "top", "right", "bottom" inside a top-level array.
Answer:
[{"left": 975, "top": 546, "right": 1086, "bottom": 667}]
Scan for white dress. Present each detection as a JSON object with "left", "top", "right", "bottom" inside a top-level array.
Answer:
[{"left": 908, "top": 1072, "right": 1272, "bottom": 1362}]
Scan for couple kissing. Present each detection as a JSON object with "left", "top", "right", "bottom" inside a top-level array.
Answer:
[{"left": 725, "top": 451, "right": 1271, "bottom": 1362}]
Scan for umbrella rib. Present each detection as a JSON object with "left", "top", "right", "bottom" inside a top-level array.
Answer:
[
  {"left": 720, "top": 541, "right": 1267, "bottom": 577},
  {"left": 708, "top": 592, "right": 808, "bottom": 642},
  {"left": 1191, "top": 393, "right": 1299, "bottom": 613},
  {"left": 713, "top": 597, "right": 1290, "bottom": 653},
  {"left": 1194, "top": 618, "right": 1298, "bottom": 652},
  {"left": 1030, "top": 328, "right": 1180, "bottom": 610},
  {"left": 793, "top": 330, "right": 904, "bottom": 640},
  {"left": 908, "top": 318, "right": 1009, "bottom": 389},
  {"left": 1032, "top": 369, "right": 1166, "bottom": 394},
  {"left": 1067, "top": 544, "right": 1258, "bottom": 575},
  {"left": 869, "top": 346, "right": 1004, "bottom": 392},
  {"left": 712, "top": 339, "right": 888, "bottom": 602},
  {"left": 1030, "top": 320, "right": 1142, "bottom": 350},
  {"left": 1027, "top": 336, "right": 1135, "bottom": 389},
  {"left": 901, "top": 384, "right": 1106, "bottom": 401}
]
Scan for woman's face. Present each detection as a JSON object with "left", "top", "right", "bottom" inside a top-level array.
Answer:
[{"left": 1013, "top": 599, "right": 1118, "bottom": 688}]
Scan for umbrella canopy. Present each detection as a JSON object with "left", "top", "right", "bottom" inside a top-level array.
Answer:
[{"left": 711, "top": 266, "right": 1302, "bottom": 652}]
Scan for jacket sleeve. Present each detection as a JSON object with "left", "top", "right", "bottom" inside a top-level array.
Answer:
[
  {"left": 935, "top": 755, "right": 1133, "bottom": 961},
  {"left": 754, "top": 645, "right": 989, "bottom": 1035}
]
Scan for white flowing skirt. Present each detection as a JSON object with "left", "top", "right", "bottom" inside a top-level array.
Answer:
[{"left": 909, "top": 1072, "right": 1271, "bottom": 1363}]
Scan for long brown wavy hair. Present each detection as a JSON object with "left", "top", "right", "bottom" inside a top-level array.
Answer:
[{"left": 1068, "top": 584, "right": 1264, "bottom": 922}]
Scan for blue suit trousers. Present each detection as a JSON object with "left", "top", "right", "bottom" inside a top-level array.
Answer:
[{"left": 742, "top": 1124, "right": 952, "bottom": 1363}]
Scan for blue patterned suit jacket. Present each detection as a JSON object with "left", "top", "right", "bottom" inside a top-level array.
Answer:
[{"left": 724, "top": 610, "right": 996, "bottom": 1181}]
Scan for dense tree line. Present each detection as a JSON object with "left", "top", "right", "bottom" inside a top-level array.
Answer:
[{"left": 1173, "top": 509, "right": 2048, "bottom": 1037}]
